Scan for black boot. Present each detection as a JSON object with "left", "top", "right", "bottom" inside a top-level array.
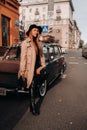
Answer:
[
  {"left": 32, "top": 105, "right": 40, "bottom": 115},
  {"left": 35, "top": 104, "right": 40, "bottom": 115},
  {"left": 30, "top": 81, "right": 40, "bottom": 115},
  {"left": 30, "top": 102, "right": 40, "bottom": 115}
]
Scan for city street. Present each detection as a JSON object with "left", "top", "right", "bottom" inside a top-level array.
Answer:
[{"left": 0, "top": 49, "right": 87, "bottom": 130}]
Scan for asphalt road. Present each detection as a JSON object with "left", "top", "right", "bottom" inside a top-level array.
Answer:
[{"left": 0, "top": 49, "right": 87, "bottom": 130}]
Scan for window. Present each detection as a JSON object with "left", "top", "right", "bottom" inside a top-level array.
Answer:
[
  {"left": 6, "top": 1, "right": 17, "bottom": 9},
  {"left": 58, "top": 46, "right": 62, "bottom": 54},
  {"left": 35, "top": 8, "right": 39, "bottom": 15},
  {"left": 34, "top": 8, "right": 40, "bottom": 21},
  {"left": 56, "top": 16, "right": 61, "bottom": 21},
  {"left": 2, "top": 15, "right": 10, "bottom": 46},
  {"left": 48, "top": 11, "right": 54, "bottom": 18},
  {"left": 56, "top": 9, "right": 61, "bottom": 13},
  {"left": 43, "top": 7, "right": 46, "bottom": 12},
  {"left": 4, "top": 47, "right": 20, "bottom": 60},
  {"left": 22, "top": 9, "right": 25, "bottom": 15},
  {"left": 56, "top": 6, "right": 61, "bottom": 13},
  {"left": 49, "top": 46, "right": 54, "bottom": 60},
  {"left": 29, "top": 8, "right": 32, "bottom": 13},
  {"left": 22, "top": 15, "right": 25, "bottom": 21},
  {"left": 54, "top": 46, "right": 59, "bottom": 56},
  {"left": 34, "top": 15, "right": 39, "bottom": 21},
  {"left": 43, "top": 14, "right": 45, "bottom": 20},
  {"left": 0, "top": 0, "right": 5, "bottom": 4},
  {"left": 49, "top": 46, "right": 53, "bottom": 53},
  {"left": 43, "top": 46, "right": 49, "bottom": 62},
  {"left": 48, "top": 0, "right": 54, "bottom": 11}
]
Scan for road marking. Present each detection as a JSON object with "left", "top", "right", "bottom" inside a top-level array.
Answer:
[
  {"left": 62, "top": 74, "right": 67, "bottom": 79},
  {"left": 69, "top": 57, "right": 82, "bottom": 59},
  {"left": 69, "top": 57, "right": 75, "bottom": 59},
  {"left": 69, "top": 62, "right": 79, "bottom": 64},
  {"left": 78, "top": 57, "right": 82, "bottom": 59}
]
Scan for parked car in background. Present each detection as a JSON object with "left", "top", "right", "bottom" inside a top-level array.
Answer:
[
  {"left": 82, "top": 44, "right": 87, "bottom": 58},
  {"left": 0, "top": 42, "right": 66, "bottom": 97}
]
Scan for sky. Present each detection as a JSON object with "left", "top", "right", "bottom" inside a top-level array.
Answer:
[{"left": 72, "top": 0, "right": 87, "bottom": 43}]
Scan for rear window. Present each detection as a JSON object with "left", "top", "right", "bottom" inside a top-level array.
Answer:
[
  {"left": 3, "top": 47, "right": 20, "bottom": 60},
  {"left": 43, "top": 46, "right": 49, "bottom": 62}
]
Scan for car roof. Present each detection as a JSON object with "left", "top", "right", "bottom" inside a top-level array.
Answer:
[
  {"left": 42, "top": 42, "right": 61, "bottom": 47},
  {"left": 8, "top": 42, "right": 61, "bottom": 49}
]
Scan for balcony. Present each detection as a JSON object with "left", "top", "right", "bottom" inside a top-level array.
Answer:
[
  {"left": 56, "top": 16, "right": 61, "bottom": 21},
  {"left": 56, "top": 9, "right": 61, "bottom": 13},
  {"left": 24, "top": 18, "right": 70, "bottom": 30},
  {"left": 35, "top": 10, "right": 39, "bottom": 15}
]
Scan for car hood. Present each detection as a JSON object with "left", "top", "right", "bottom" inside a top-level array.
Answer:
[{"left": 0, "top": 60, "right": 19, "bottom": 73}]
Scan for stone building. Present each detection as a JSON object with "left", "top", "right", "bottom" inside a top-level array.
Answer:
[
  {"left": 72, "top": 20, "right": 81, "bottom": 48},
  {"left": 0, "top": 0, "right": 20, "bottom": 46},
  {"left": 19, "top": 0, "right": 81, "bottom": 48}
]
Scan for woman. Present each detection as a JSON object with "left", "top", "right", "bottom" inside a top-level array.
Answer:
[{"left": 18, "top": 24, "right": 45, "bottom": 115}]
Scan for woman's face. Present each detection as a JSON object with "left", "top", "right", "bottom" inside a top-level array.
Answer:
[{"left": 31, "top": 28, "right": 38, "bottom": 38}]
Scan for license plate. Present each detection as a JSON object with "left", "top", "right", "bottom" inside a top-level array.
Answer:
[{"left": 0, "top": 88, "right": 6, "bottom": 96}]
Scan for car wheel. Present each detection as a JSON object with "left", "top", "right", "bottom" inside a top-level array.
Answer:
[{"left": 39, "top": 80, "right": 47, "bottom": 97}]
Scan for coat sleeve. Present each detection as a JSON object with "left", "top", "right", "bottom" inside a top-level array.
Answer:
[{"left": 18, "top": 41, "right": 27, "bottom": 78}]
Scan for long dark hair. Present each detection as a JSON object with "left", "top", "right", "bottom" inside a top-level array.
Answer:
[{"left": 33, "top": 36, "right": 43, "bottom": 57}]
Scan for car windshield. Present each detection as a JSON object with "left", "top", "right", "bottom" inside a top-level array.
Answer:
[{"left": 3, "top": 47, "right": 20, "bottom": 60}]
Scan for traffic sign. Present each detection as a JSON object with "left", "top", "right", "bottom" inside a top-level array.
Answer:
[{"left": 42, "top": 26, "right": 48, "bottom": 33}]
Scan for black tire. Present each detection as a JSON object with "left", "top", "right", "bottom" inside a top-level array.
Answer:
[{"left": 39, "top": 80, "right": 47, "bottom": 97}]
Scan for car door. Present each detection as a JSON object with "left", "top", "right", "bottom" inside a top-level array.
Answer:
[
  {"left": 53, "top": 45, "right": 60, "bottom": 76},
  {"left": 57, "top": 46, "right": 64, "bottom": 74},
  {"left": 43, "top": 44, "right": 56, "bottom": 84},
  {"left": 47, "top": 45, "right": 58, "bottom": 82},
  {"left": 42, "top": 44, "right": 50, "bottom": 83}
]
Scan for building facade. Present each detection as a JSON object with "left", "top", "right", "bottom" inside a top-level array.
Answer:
[
  {"left": 0, "top": 0, "right": 20, "bottom": 46},
  {"left": 72, "top": 20, "right": 81, "bottom": 48},
  {"left": 19, "top": 0, "right": 81, "bottom": 48}
]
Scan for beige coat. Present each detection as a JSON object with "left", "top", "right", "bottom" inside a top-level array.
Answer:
[{"left": 18, "top": 37, "right": 45, "bottom": 88}]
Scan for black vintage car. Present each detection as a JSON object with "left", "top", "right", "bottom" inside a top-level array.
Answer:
[
  {"left": 0, "top": 42, "right": 66, "bottom": 97},
  {"left": 82, "top": 44, "right": 87, "bottom": 58}
]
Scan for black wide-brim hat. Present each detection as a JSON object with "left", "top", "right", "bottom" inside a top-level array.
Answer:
[
  {"left": 26, "top": 24, "right": 38, "bottom": 36},
  {"left": 37, "top": 26, "right": 42, "bottom": 34}
]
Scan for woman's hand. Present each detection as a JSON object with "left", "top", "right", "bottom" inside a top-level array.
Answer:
[{"left": 36, "top": 66, "right": 44, "bottom": 75}]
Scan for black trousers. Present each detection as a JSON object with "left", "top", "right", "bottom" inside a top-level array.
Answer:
[
  {"left": 29, "top": 79, "right": 36, "bottom": 112},
  {"left": 29, "top": 72, "right": 45, "bottom": 114},
  {"left": 29, "top": 75, "right": 40, "bottom": 113}
]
